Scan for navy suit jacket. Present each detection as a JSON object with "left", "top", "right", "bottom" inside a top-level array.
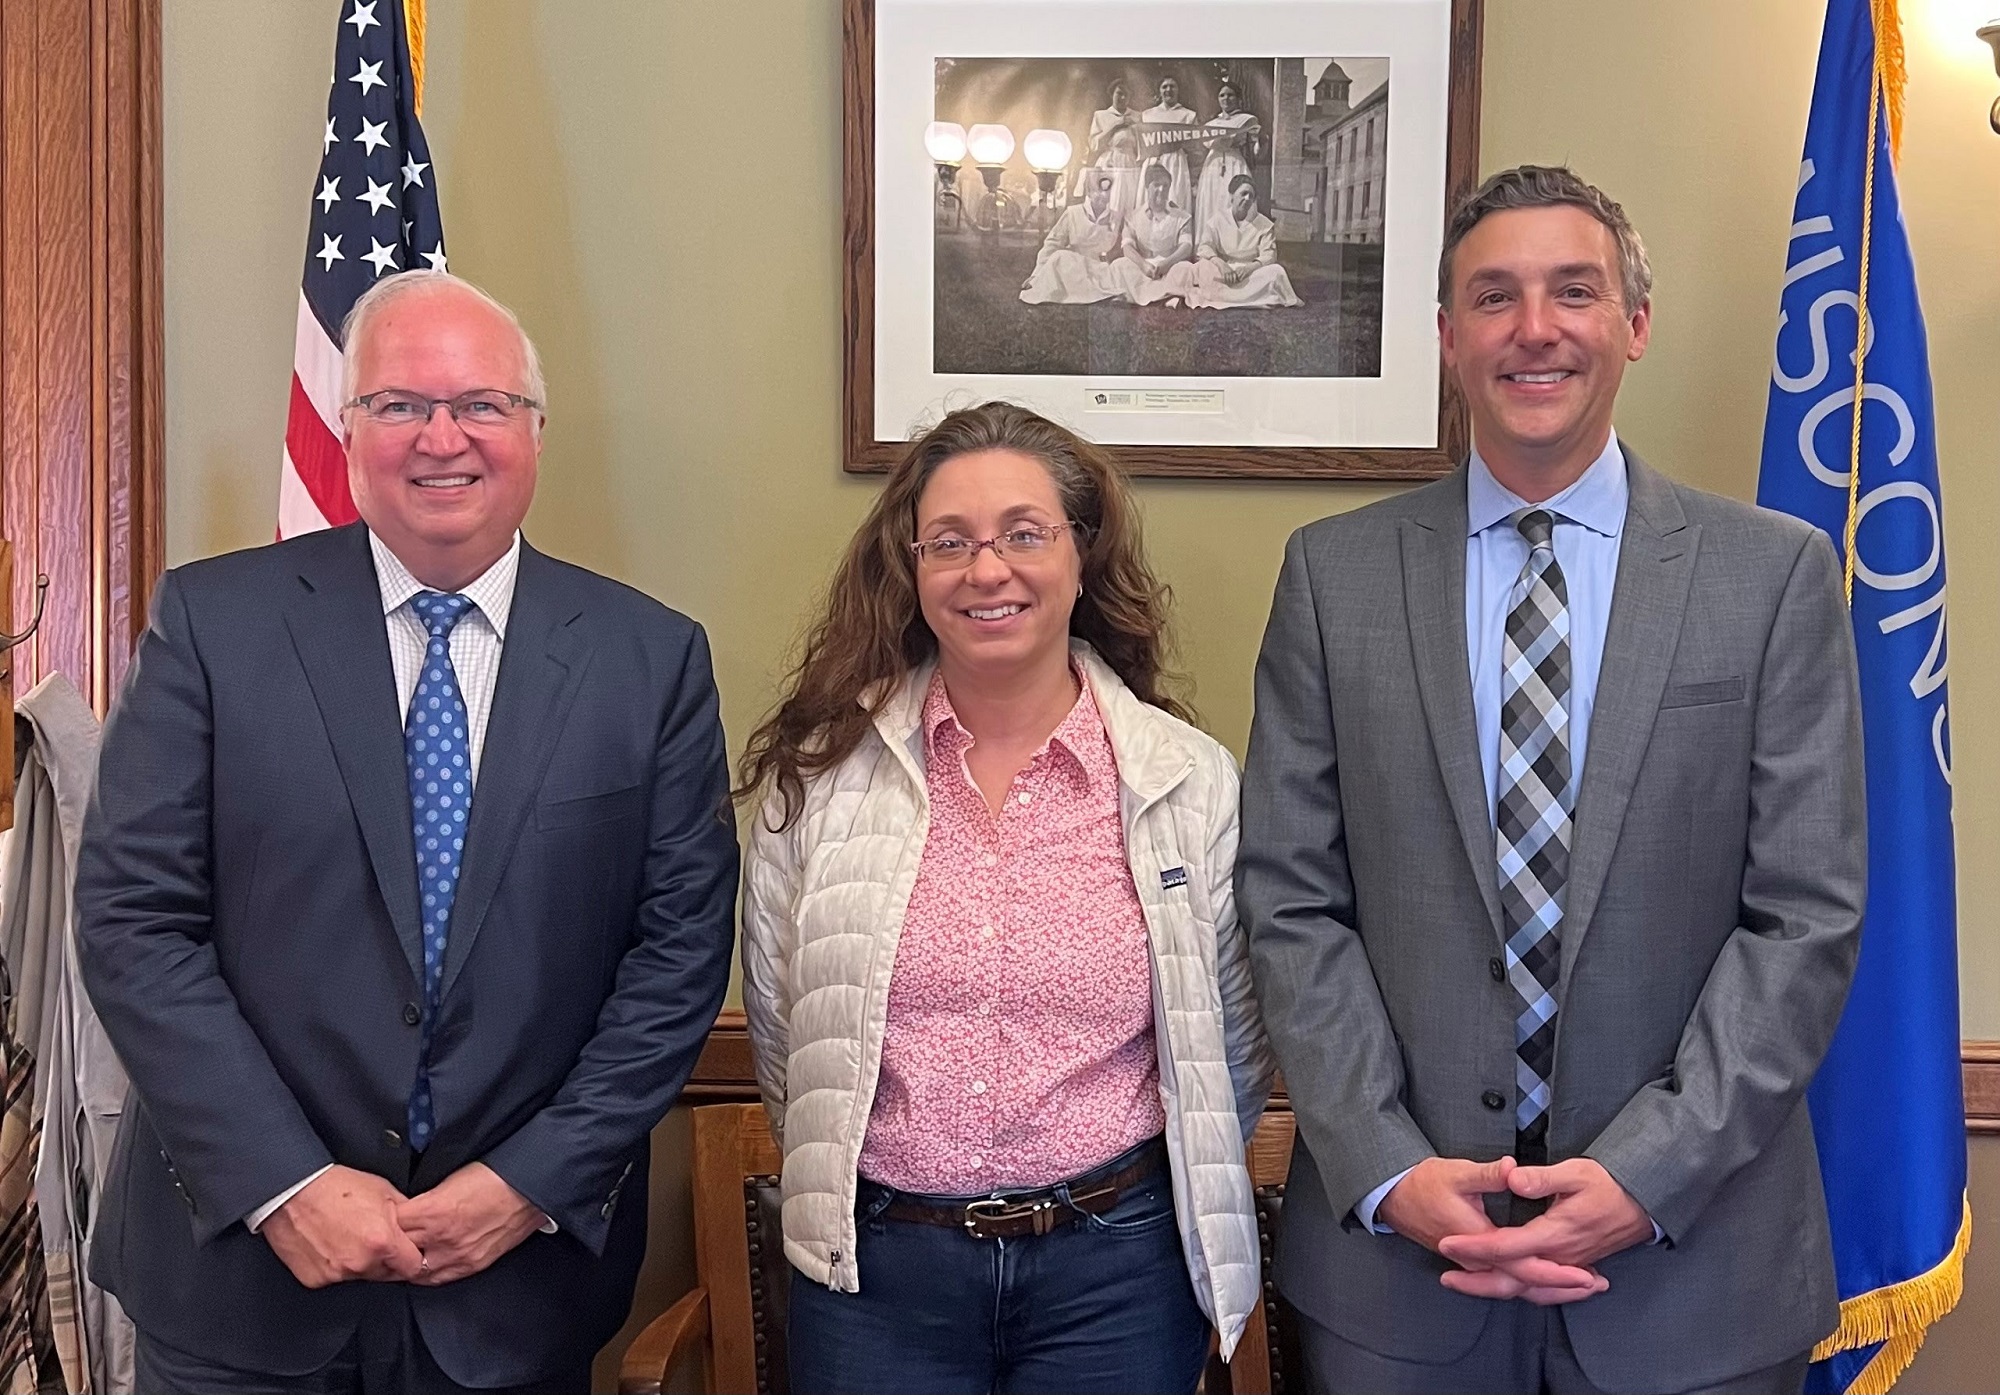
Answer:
[{"left": 76, "top": 524, "right": 738, "bottom": 1385}]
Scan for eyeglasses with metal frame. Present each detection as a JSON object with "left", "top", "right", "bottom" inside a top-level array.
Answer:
[
  {"left": 344, "top": 388, "right": 543, "bottom": 431},
  {"left": 908, "top": 522, "right": 1080, "bottom": 570}
]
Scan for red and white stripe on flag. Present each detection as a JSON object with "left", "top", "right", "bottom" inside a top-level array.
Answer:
[
  {"left": 279, "top": 292, "right": 358, "bottom": 539},
  {"left": 279, "top": 0, "right": 444, "bottom": 539}
]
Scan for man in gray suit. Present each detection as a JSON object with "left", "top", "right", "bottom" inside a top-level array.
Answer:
[{"left": 1238, "top": 165, "right": 1865, "bottom": 1394}]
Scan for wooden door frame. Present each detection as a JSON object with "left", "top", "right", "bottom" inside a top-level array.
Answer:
[{"left": 0, "top": 0, "right": 165, "bottom": 715}]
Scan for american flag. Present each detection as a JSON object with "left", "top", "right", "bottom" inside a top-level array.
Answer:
[{"left": 279, "top": 0, "right": 445, "bottom": 538}]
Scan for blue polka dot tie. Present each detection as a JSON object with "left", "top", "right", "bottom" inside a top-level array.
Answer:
[{"left": 404, "top": 590, "right": 476, "bottom": 1151}]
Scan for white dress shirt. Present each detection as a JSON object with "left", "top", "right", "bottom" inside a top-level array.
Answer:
[{"left": 247, "top": 531, "right": 533, "bottom": 1233}]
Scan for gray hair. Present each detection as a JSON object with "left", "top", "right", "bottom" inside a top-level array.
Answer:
[
  {"left": 340, "top": 270, "right": 548, "bottom": 412},
  {"left": 1437, "top": 165, "right": 1653, "bottom": 313}
]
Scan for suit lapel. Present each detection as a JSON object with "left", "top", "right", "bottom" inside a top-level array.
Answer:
[
  {"left": 283, "top": 525, "right": 425, "bottom": 982},
  {"left": 438, "top": 543, "right": 590, "bottom": 1001},
  {"left": 1560, "top": 454, "right": 1698, "bottom": 976},
  {"left": 1400, "top": 472, "right": 1505, "bottom": 938}
]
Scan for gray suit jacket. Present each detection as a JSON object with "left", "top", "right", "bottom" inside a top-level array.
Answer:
[{"left": 1238, "top": 453, "right": 1865, "bottom": 1391}]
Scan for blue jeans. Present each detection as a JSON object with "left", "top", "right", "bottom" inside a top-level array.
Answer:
[{"left": 789, "top": 1143, "right": 1211, "bottom": 1395}]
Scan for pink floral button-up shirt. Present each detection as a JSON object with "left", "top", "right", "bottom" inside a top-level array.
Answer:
[{"left": 856, "top": 669, "right": 1166, "bottom": 1195}]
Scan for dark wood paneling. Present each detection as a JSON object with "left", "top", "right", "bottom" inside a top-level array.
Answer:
[
  {"left": 1966, "top": 1042, "right": 2000, "bottom": 1135},
  {"left": 684, "top": 1008, "right": 760, "bottom": 1102},
  {"left": 0, "top": 0, "right": 163, "bottom": 714},
  {"left": 692, "top": 1012, "right": 2000, "bottom": 1136}
]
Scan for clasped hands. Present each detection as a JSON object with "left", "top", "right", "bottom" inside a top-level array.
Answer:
[
  {"left": 1376, "top": 1155, "right": 1655, "bottom": 1306},
  {"left": 260, "top": 1162, "right": 546, "bottom": 1291}
]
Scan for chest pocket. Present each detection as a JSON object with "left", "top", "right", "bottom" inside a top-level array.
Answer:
[{"left": 536, "top": 783, "right": 645, "bottom": 831}]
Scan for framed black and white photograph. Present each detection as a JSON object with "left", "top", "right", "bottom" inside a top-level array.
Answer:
[{"left": 844, "top": 0, "right": 1484, "bottom": 479}]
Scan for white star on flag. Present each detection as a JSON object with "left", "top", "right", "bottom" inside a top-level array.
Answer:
[
  {"left": 345, "top": 1, "right": 380, "bottom": 35},
  {"left": 316, "top": 176, "right": 341, "bottom": 212},
  {"left": 351, "top": 59, "right": 386, "bottom": 96},
  {"left": 422, "top": 245, "right": 448, "bottom": 273},
  {"left": 356, "top": 118, "right": 390, "bottom": 156},
  {"left": 323, "top": 117, "right": 339, "bottom": 153},
  {"left": 363, "top": 238, "right": 400, "bottom": 276},
  {"left": 360, "top": 177, "right": 396, "bottom": 215},
  {"left": 402, "top": 154, "right": 429, "bottom": 189},
  {"left": 315, "top": 234, "right": 345, "bottom": 271}
]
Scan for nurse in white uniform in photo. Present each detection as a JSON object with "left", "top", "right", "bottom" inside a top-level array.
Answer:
[
  {"left": 1138, "top": 75, "right": 1197, "bottom": 218},
  {"left": 1193, "top": 83, "right": 1259, "bottom": 239},
  {"left": 1114, "top": 163, "right": 1196, "bottom": 306},
  {"left": 1190, "top": 175, "right": 1303, "bottom": 308},
  {"left": 1019, "top": 171, "right": 1127, "bottom": 305},
  {"left": 1075, "top": 79, "right": 1142, "bottom": 219}
]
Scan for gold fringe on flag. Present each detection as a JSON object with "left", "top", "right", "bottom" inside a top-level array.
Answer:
[
  {"left": 1872, "top": 0, "right": 1905, "bottom": 162},
  {"left": 406, "top": 0, "right": 427, "bottom": 118},
  {"left": 1810, "top": 1195, "right": 1970, "bottom": 1393}
]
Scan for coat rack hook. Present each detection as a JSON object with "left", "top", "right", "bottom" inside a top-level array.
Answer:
[{"left": 0, "top": 575, "right": 49, "bottom": 664}]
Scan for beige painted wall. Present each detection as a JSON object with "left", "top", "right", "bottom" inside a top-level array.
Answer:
[{"left": 163, "top": 0, "right": 1998, "bottom": 1381}]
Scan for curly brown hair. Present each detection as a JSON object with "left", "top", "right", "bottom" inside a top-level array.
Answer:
[{"left": 736, "top": 400, "right": 1191, "bottom": 829}]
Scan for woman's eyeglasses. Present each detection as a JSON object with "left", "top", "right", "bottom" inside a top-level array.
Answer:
[{"left": 909, "top": 523, "right": 1078, "bottom": 571}]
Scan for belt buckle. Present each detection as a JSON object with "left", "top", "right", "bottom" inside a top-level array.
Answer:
[{"left": 962, "top": 1195, "right": 1059, "bottom": 1239}]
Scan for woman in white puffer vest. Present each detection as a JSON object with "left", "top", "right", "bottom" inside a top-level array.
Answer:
[{"left": 737, "top": 401, "right": 1274, "bottom": 1395}]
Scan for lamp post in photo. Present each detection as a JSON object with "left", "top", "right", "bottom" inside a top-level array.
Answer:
[
  {"left": 1022, "top": 128, "right": 1074, "bottom": 231},
  {"left": 925, "top": 121, "right": 968, "bottom": 231},
  {"left": 966, "top": 123, "right": 1016, "bottom": 231}
]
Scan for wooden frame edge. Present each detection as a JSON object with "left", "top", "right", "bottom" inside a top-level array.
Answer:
[{"left": 839, "top": 0, "right": 1485, "bottom": 482}]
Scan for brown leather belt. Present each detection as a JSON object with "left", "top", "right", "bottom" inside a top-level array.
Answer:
[{"left": 876, "top": 1138, "right": 1167, "bottom": 1241}]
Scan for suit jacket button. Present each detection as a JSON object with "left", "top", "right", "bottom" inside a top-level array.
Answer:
[
  {"left": 601, "top": 1201, "right": 614, "bottom": 1219},
  {"left": 384, "top": 1128, "right": 404, "bottom": 1150},
  {"left": 403, "top": 1003, "right": 422, "bottom": 1026},
  {"left": 1481, "top": 1090, "right": 1506, "bottom": 1111},
  {"left": 1488, "top": 957, "right": 1505, "bottom": 982}
]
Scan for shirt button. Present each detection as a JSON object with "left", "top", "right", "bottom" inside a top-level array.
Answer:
[
  {"left": 969, "top": 1156, "right": 984, "bottom": 1169},
  {"left": 1481, "top": 1090, "right": 1507, "bottom": 1112},
  {"left": 981, "top": 853, "right": 999, "bottom": 868},
  {"left": 981, "top": 926, "right": 996, "bottom": 941},
  {"left": 970, "top": 1081, "right": 986, "bottom": 1095},
  {"left": 978, "top": 1002, "right": 992, "bottom": 1016},
  {"left": 1016, "top": 792, "right": 1032, "bottom": 806}
]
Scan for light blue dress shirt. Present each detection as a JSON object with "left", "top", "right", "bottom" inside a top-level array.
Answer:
[{"left": 1356, "top": 433, "right": 1632, "bottom": 1234}]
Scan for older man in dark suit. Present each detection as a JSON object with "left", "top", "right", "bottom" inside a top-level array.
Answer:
[
  {"left": 1239, "top": 167, "right": 1866, "bottom": 1394},
  {"left": 77, "top": 271, "right": 737, "bottom": 1393}
]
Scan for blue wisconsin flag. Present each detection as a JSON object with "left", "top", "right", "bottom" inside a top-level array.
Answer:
[{"left": 1757, "top": 2, "right": 1967, "bottom": 1392}]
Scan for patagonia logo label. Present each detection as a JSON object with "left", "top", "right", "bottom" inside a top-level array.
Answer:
[{"left": 1160, "top": 867, "right": 1189, "bottom": 890}]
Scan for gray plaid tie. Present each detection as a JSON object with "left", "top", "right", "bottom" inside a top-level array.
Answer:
[{"left": 1497, "top": 508, "right": 1572, "bottom": 1157}]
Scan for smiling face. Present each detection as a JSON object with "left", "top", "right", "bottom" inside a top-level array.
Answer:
[
  {"left": 1158, "top": 77, "right": 1179, "bottom": 106},
  {"left": 343, "top": 284, "right": 543, "bottom": 590},
  {"left": 914, "top": 448, "right": 1081, "bottom": 689},
  {"left": 1218, "top": 86, "right": 1239, "bottom": 115},
  {"left": 1439, "top": 204, "right": 1649, "bottom": 487}
]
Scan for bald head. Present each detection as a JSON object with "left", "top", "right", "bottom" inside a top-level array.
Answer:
[{"left": 341, "top": 271, "right": 546, "bottom": 412}]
